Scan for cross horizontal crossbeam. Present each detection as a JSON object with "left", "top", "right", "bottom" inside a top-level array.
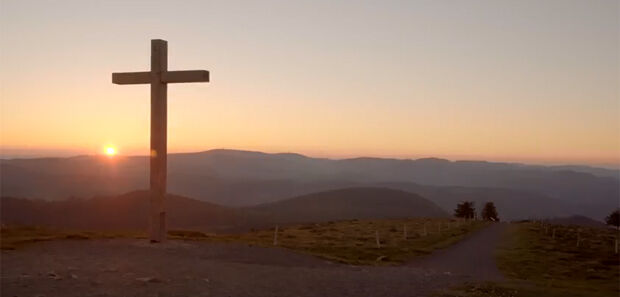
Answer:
[
  {"left": 112, "top": 39, "right": 210, "bottom": 243},
  {"left": 112, "top": 70, "right": 210, "bottom": 85}
]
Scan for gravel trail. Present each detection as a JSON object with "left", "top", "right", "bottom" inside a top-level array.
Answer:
[
  {"left": 411, "top": 222, "right": 507, "bottom": 281},
  {"left": 1, "top": 224, "right": 505, "bottom": 297}
]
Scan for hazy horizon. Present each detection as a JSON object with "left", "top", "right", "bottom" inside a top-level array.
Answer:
[{"left": 1, "top": 146, "right": 619, "bottom": 169}]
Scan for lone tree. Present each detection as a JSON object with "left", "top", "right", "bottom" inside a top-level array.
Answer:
[
  {"left": 481, "top": 202, "right": 499, "bottom": 221},
  {"left": 454, "top": 201, "right": 475, "bottom": 219},
  {"left": 605, "top": 209, "right": 620, "bottom": 229}
]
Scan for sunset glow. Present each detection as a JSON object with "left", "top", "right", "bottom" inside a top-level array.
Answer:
[
  {"left": 0, "top": 1, "right": 618, "bottom": 166},
  {"left": 1, "top": 2, "right": 619, "bottom": 296},
  {"left": 104, "top": 146, "right": 117, "bottom": 156}
]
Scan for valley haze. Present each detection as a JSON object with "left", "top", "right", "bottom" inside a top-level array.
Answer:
[{"left": 1, "top": 149, "right": 618, "bottom": 222}]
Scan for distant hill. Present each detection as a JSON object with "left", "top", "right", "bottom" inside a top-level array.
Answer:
[
  {"left": 1, "top": 188, "right": 449, "bottom": 231},
  {"left": 544, "top": 215, "right": 608, "bottom": 228},
  {"left": 1, "top": 149, "right": 618, "bottom": 219},
  {"left": 250, "top": 187, "right": 448, "bottom": 224},
  {"left": 0, "top": 191, "right": 260, "bottom": 232},
  {"left": 544, "top": 165, "right": 619, "bottom": 179},
  {"left": 373, "top": 182, "right": 585, "bottom": 221}
]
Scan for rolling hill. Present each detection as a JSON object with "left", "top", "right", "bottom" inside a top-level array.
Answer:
[
  {"left": 1, "top": 149, "right": 618, "bottom": 220},
  {"left": 374, "top": 182, "right": 581, "bottom": 221},
  {"left": 0, "top": 191, "right": 256, "bottom": 232},
  {"left": 544, "top": 215, "right": 609, "bottom": 228},
  {"left": 250, "top": 187, "right": 448, "bottom": 224},
  {"left": 1, "top": 187, "right": 448, "bottom": 231}
]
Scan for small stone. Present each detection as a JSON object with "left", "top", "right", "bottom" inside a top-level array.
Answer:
[
  {"left": 136, "top": 277, "right": 163, "bottom": 283},
  {"left": 47, "top": 272, "right": 62, "bottom": 280},
  {"left": 202, "top": 278, "right": 210, "bottom": 283},
  {"left": 70, "top": 274, "right": 78, "bottom": 279}
]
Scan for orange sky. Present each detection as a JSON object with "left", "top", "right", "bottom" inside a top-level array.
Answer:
[{"left": 0, "top": 0, "right": 618, "bottom": 167}]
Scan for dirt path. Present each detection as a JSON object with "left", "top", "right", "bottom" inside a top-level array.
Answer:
[
  {"left": 411, "top": 222, "right": 507, "bottom": 281},
  {"left": 1, "top": 224, "right": 506, "bottom": 297}
]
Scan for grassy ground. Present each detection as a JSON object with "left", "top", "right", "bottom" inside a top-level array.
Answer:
[
  {"left": 205, "top": 218, "right": 488, "bottom": 265},
  {"left": 434, "top": 281, "right": 600, "bottom": 297},
  {"left": 437, "top": 222, "right": 619, "bottom": 297},
  {"left": 2, "top": 218, "right": 487, "bottom": 265},
  {"left": 0, "top": 225, "right": 145, "bottom": 250}
]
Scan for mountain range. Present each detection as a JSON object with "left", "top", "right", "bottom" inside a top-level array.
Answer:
[
  {"left": 1, "top": 187, "right": 447, "bottom": 231},
  {"left": 1, "top": 149, "right": 618, "bottom": 220}
]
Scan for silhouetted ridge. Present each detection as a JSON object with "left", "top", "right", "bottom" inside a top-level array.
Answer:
[
  {"left": 1, "top": 149, "right": 618, "bottom": 219},
  {"left": 1, "top": 188, "right": 449, "bottom": 231},
  {"left": 544, "top": 215, "right": 608, "bottom": 228},
  {"left": 251, "top": 187, "right": 447, "bottom": 224},
  {"left": 0, "top": 191, "right": 253, "bottom": 232}
]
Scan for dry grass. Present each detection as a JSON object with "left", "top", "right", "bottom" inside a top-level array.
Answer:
[
  {"left": 2, "top": 219, "right": 487, "bottom": 266},
  {"left": 0, "top": 225, "right": 146, "bottom": 250},
  {"left": 494, "top": 222, "right": 618, "bottom": 297},
  {"left": 434, "top": 280, "right": 600, "bottom": 297},
  {"left": 437, "top": 222, "right": 619, "bottom": 297},
  {"left": 205, "top": 218, "right": 488, "bottom": 265}
]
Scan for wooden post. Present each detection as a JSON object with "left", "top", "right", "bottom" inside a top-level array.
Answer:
[
  {"left": 576, "top": 231, "right": 580, "bottom": 248},
  {"left": 149, "top": 39, "right": 168, "bottom": 243},
  {"left": 552, "top": 228, "right": 556, "bottom": 239},
  {"left": 375, "top": 230, "right": 381, "bottom": 248},
  {"left": 403, "top": 224, "right": 407, "bottom": 240},
  {"left": 273, "top": 225, "right": 279, "bottom": 246},
  {"left": 423, "top": 222, "right": 427, "bottom": 236}
]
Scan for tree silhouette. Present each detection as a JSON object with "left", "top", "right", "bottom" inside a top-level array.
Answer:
[
  {"left": 605, "top": 209, "right": 619, "bottom": 229},
  {"left": 454, "top": 201, "right": 475, "bottom": 219},
  {"left": 481, "top": 202, "right": 499, "bottom": 221}
]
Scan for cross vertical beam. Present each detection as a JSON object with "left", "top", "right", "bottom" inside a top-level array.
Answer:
[
  {"left": 112, "top": 39, "right": 209, "bottom": 243},
  {"left": 150, "top": 39, "right": 167, "bottom": 243}
]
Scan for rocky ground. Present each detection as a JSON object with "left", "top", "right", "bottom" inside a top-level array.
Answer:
[{"left": 1, "top": 224, "right": 506, "bottom": 297}]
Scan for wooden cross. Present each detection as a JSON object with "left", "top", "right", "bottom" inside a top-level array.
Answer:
[{"left": 112, "top": 39, "right": 209, "bottom": 242}]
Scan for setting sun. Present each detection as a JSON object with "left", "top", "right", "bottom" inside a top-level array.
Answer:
[{"left": 104, "top": 146, "right": 117, "bottom": 156}]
